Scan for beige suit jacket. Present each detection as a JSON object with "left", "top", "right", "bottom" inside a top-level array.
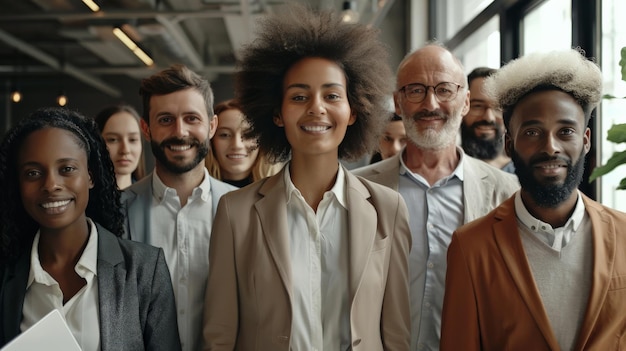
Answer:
[
  {"left": 441, "top": 194, "right": 626, "bottom": 350},
  {"left": 202, "top": 166, "right": 411, "bottom": 351}
]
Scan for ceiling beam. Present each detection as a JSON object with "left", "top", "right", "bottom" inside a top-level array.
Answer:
[
  {"left": 0, "top": 29, "right": 122, "bottom": 97},
  {"left": 0, "top": 8, "right": 250, "bottom": 21}
]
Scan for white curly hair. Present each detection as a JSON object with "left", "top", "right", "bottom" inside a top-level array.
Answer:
[{"left": 484, "top": 48, "right": 602, "bottom": 127}]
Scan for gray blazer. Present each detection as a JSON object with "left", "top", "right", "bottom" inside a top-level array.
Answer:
[
  {"left": 353, "top": 152, "right": 519, "bottom": 222},
  {"left": 0, "top": 223, "right": 181, "bottom": 351},
  {"left": 121, "top": 172, "right": 236, "bottom": 242}
]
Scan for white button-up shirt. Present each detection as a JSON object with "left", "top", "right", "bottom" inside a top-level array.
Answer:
[
  {"left": 148, "top": 169, "right": 213, "bottom": 351},
  {"left": 284, "top": 164, "right": 351, "bottom": 351},
  {"left": 21, "top": 218, "right": 100, "bottom": 351}
]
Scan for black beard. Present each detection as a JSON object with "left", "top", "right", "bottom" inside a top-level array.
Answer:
[
  {"left": 151, "top": 137, "right": 209, "bottom": 174},
  {"left": 511, "top": 149, "right": 586, "bottom": 208},
  {"left": 460, "top": 122, "right": 503, "bottom": 160}
]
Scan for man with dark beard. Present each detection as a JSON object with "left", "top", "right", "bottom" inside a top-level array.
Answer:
[
  {"left": 121, "top": 64, "right": 236, "bottom": 351},
  {"left": 461, "top": 67, "right": 514, "bottom": 173},
  {"left": 353, "top": 44, "right": 519, "bottom": 350},
  {"left": 441, "top": 48, "right": 626, "bottom": 351}
]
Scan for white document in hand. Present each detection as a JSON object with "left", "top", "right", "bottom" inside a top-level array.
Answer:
[{"left": 1, "top": 309, "right": 82, "bottom": 351}]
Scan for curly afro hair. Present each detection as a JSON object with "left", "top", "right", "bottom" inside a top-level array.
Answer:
[
  {"left": 235, "top": 3, "right": 394, "bottom": 162},
  {"left": 484, "top": 48, "right": 602, "bottom": 129},
  {"left": 0, "top": 107, "right": 124, "bottom": 264}
]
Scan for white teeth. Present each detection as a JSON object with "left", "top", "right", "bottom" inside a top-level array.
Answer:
[
  {"left": 227, "top": 154, "right": 246, "bottom": 159},
  {"left": 302, "top": 126, "right": 330, "bottom": 132},
  {"left": 41, "top": 200, "right": 71, "bottom": 209},
  {"left": 170, "top": 145, "right": 191, "bottom": 151},
  {"left": 540, "top": 164, "right": 562, "bottom": 169}
]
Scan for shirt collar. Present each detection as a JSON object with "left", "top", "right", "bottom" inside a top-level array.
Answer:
[
  {"left": 152, "top": 167, "right": 212, "bottom": 203},
  {"left": 514, "top": 190, "right": 585, "bottom": 232},
  {"left": 398, "top": 145, "right": 465, "bottom": 182},
  {"left": 27, "top": 218, "right": 99, "bottom": 288},
  {"left": 284, "top": 162, "right": 348, "bottom": 209}
]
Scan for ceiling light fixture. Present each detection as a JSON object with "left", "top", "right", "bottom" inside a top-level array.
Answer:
[
  {"left": 11, "top": 89, "right": 22, "bottom": 103},
  {"left": 81, "top": 0, "right": 100, "bottom": 12},
  {"left": 341, "top": 0, "right": 360, "bottom": 23},
  {"left": 57, "top": 91, "right": 68, "bottom": 107},
  {"left": 113, "top": 27, "right": 154, "bottom": 66}
]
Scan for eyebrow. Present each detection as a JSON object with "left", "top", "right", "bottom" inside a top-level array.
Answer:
[
  {"left": 20, "top": 158, "right": 80, "bottom": 168},
  {"left": 284, "top": 82, "right": 346, "bottom": 90},
  {"left": 519, "top": 118, "right": 579, "bottom": 128}
]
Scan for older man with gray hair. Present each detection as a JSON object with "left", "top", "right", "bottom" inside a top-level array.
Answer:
[{"left": 441, "top": 48, "right": 626, "bottom": 351}]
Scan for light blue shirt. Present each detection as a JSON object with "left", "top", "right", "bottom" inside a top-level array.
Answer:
[{"left": 398, "top": 151, "right": 465, "bottom": 351}]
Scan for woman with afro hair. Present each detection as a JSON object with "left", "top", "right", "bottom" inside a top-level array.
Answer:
[
  {"left": 0, "top": 107, "right": 181, "bottom": 350},
  {"left": 202, "top": 4, "right": 411, "bottom": 350}
]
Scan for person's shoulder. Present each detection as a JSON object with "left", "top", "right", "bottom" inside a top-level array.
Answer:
[
  {"left": 465, "top": 156, "right": 518, "bottom": 183},
  {"left": 98, "top": 225, "right": 160, "bottom": 262},
  {"left": 209, "top": 175, "right": 238, "bottom": 195},
  {"left": 455, "top": 196, "right": 515, "bottom": 240},
  {"left": 584, "top": 196, "right": 626, "bottom": 224},
  {"left": 122, "top": 173, "right": 153, "bottom": 199},
  {"left": 352, "top": 155, "right": 399, "bottom": 177}
]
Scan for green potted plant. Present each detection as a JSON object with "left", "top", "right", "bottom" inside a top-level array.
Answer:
[{"left": 589, "top": 46, "right": 626, "bottom": 188}]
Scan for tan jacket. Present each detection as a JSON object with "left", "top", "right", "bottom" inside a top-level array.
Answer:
[
  {"left": 441, "top": 194, "right": 626, "bottom": 351},
  {"left": 202, "top": 167, "right": 411, "bottom": 351}
]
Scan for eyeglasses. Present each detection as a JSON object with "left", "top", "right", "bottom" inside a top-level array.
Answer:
[
  {"left": 467, "top": 103, "right": 503, "bottom": 117},
  {"left": 399, "top": 82, "right": 462, "bottom": 103}
]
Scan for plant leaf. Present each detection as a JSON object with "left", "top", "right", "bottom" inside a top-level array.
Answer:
[
  {"left": 618, "top": 177, "right": 626, "bottom": 190},
  {"left": 589, "top": 150, "right": 626, "bottom": 182},
  {"left": 607, "top": 123, "right": 626, "bottom": 143}
]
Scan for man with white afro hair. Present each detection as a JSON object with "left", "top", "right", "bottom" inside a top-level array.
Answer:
[
  {"left": 486, "top": 48, "right": 603, "bottom": 127},
  {"left": 441, "top": 48, "right": 626, "bottom": 351}
]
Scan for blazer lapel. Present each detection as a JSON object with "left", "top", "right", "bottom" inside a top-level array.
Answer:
[
  {"left": 124, "top": 174, "right": 153, "bottom": 243},
  {"left": 345, "top": 172, "right": 377, "bottom": 301},
  {"left": 573, "top": 195, "right": 615, "bottom": 351},
  {"left": 462, "top": 157, "right": 495, "bottom": 223},
  {"left": 492, "top": 198, "right": 560, "bottom": 349},
  {"left": 96, "top": 225, "right": 125, "bottom": 351},
  {"left": 255, "top": 171, "right": 293, "bottom": 298}
]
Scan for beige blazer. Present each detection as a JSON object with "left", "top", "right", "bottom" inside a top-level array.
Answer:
[
  {"left": 441, "top": 194, "right": 626, "bottom": 350},
  {"left": 202, "top": 166, "right": 411, "bottom": 351}
]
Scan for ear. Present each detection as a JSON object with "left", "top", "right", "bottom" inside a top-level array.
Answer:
[
  {"left": 140, "top": 118, "right": 151, "bottom": 141},
  {"left": 504, "top": 132, "right": 513, "bottom": 158},
  {"left": 88, "top": 171, "right": 95, "bottom": 189},
  {"left": 273, "top": 114, "right": 284, "bottom": 127},
  {"left": 460, "top": 89, "right": 470, "bottom": 116},
  {"left": 209, "top": 114, "right": 218, "bottom": 139},
  {"left": 347, "top": 110, "right": 356, "bottom": 126},
  {"left": 583, "top": 127, "right": 591, "bottom": 155}
]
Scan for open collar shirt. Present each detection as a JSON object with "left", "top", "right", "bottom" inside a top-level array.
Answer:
[
  {"left": 148, "top": 168, "right": 212, "bottom": 351},
  {"left": 398, "top": 147, "right": 465, "bottom": 351},
  {"left": 284, "top": 164, "right": 351, "bottom": 351},
  {"left": 21, "top": 218, "right": 100, "bottom": 351}
]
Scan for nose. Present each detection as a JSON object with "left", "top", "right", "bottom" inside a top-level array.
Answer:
[
  {"left": 42, "top": 172, "right": 62, "bottom": 193},
  {"left": 307, "top": 95, "right": 327, "bottom": 116},
  {"left": 542, "top": 132, "right": 562, "bottom": 155},
  {"left": 232, "top": 132, "right": 245, "bottom": 149},
  {"left": 174, "top": 118, "right": 189, "bottom": 137},
  {"left": 483, "top": 107, "right": 496, "bottom": 123},
  {"left": 119, "top": 139, "right": 130, "bottom": 155},
  {"left": 420, "top": 87, "right": 440, "bottom": 111}
]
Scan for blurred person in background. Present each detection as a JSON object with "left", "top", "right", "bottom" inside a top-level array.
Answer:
[
  {"left": 95, "top": 104, "right": 146, "bottom": 189},
  {"left": 370, "top": 113, "right": 407, "bottom": 164}
]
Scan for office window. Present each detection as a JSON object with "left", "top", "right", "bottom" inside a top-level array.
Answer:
[
  {"left": 522, "top": 0, "right": 571, "bottom": 55},
  {"left": 599, "top": 0, "right": 626, "bottom": 211},
  {"left": 453, "top": 15, "right": 500, "bottom": 73},
  {"left": 435, "top": 0, "right": 494, "bottom": 40}
]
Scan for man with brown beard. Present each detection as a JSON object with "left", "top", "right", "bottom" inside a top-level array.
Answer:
[
  {"left": 121, "top": 64, "right": 236, "bottom": 351},
  {"left": 441, "top": 48, "right": 626, "bottom": 351},
  {"left": 461, "top": 67, "right": 514, "bottom": 173}
]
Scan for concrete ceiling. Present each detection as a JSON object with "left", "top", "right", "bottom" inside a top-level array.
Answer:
[{"left": 0, "top": 0, "right": 398, "bottom": 98}]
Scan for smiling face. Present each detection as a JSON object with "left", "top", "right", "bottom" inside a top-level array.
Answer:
[
  {"left": 277, "top": 57, "right": 355, "bottom": 160},
  {"left": 212, "top": 108, "right": 259, "bottom": 181},
  {"left": 461, "top": 77, "right": 506, "bottom": 159},
  {"left": 101, "top": 111, "right": 142, "bottom": 177},
  {"left": 395, "top": 46, "right": 470, "bottom": 150},
  {"left": 17, "top": 127, "right": 93, "bottom": 233},
  {"left": 142, "top": 88, "right": 216, "bottom": 174},
  {"left": 506, "top": 89, "right": 590, "bottom": 208}
]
